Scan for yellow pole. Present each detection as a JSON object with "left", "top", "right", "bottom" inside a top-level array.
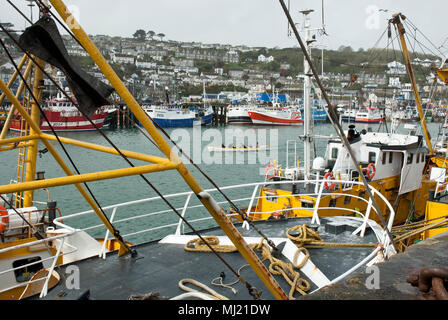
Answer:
[
  {"left": 0, "top": 58, "right": 34, "bottom": 140},
  {"left": 0, "top": 134, "right": 39, "bottom": 146},
  {"left": 0, "top": 78, "right": 132, "bottom": 256},
  {"left": 40, "top": 133, "right": 169, "bottom": 164},
  {"left": 49, "top": 0, "right": 288, "bottom": 300},
  {"left": 392, "top": 13, "right": 433, "bottom": 154},
  {"left": 24, "top": 59, "right": 45, "bottom": 207},
  {"left": 0, "top": 142, "right": 34, "bottom": 152},
  {"left": 0, "top": 54, "right": 28, "bottom": 106},
  {"left": 0, "top": 163, "right": 179, "bottom": 195}
]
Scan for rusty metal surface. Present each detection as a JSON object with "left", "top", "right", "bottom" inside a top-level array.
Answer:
[{"left": 406, "top": 267, "right": 448, "bottom": 300}]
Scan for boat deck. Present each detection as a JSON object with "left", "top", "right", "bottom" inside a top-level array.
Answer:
[
  {"left": 40, "top": 217, "right": 379, "bottom": 300},
  {"left": 298, "top": 230, "right": 448, "bottom": 300}
]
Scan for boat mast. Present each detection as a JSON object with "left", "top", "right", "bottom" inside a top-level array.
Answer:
[
  {"left": 278, "top": 0, "right": 397, "bottom": 251},
  {"left": 301, "top": 9, "right": 314, "bottom": 181},
  {"left": 390, "top": 13, "right": 433, "bottom": 154}
]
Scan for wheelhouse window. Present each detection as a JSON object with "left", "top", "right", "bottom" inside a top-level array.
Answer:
[
  {"left": 368, "top": 152, "right": 376, "bottom": 164},
  {"left": 421, "top": 153, "right": 425, "bottom": 162},
  {"left": 389, "top": 152, "right": 393, "bottom": 164},
  {"left": 359, "top": 190, "right": 366, "bottom": 200},
  {"left": 382, "top": 152, "right": 387, "bottom": 165},
  {"left": 331, "top": 148, "right": 338, "bottom": 159},
  {"left": 407, "top": 153, "right": 413, "bottom": 164},
  {"left": 265, "top": 193, "right": 277, "bottom": 203},
  {"left": 416, "top": 153, "right": 420, "bottom": 163},
  {"left": 344, "top": 196, "right": 351, "bottom": 205},
  {"left": 329, "top": 198, "right": 337, "bottom": 207},
  {"left": 13, "top": 256, "right": 43, "bottom": 283}
]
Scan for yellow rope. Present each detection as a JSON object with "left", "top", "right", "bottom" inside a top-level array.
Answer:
[
  {"left": 184, "top": 236, "right": 311, "bottom": 299},
  {"left": 286, "top": 224, "right": 375, "bottom": 248}
]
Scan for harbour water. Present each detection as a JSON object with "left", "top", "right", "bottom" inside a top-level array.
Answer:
[{"left": 0, "top": 121, "right": 443, "bottom": 243}]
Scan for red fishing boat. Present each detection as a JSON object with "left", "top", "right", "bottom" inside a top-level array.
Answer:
[
  {"left": 248, "top": 106, "right": 303, "bottom": 125},
  {"left": 10, "top": 90, "right": 108, "bottom": 132}
]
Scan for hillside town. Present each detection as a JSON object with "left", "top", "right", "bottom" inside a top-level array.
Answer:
[{"left": 1, "top": 25, "right": 446, "bottom": 106}]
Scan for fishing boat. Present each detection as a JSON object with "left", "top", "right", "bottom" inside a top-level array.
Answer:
[
  {"left": 9, "top": 88, "right": 108, "bottom": 132},
  {"left": 248, "top": 106, "right": 302, "bottom": 126},
  {"left": 340, "top": 108, "right": 356, "bottom": 122},
  {"left": 0, "top": 2, "right": 446, "bottom": 303},
  {"left": 244, "top": 11, "right": 442, "bottom": 244},
  {"left": 227, "top": 104, "right": 253, "bottom": 125},
  {"left": 143, "top": 104, "right": 213, "bottom": 127},
  {"left": 354, "top": 107, "right": 383, "bottom": 124}
]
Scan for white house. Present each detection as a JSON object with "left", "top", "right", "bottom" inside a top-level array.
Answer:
[
  {"left": 135, "top": 59, "right": 157, "bottom": 69},
  {"left": 388, "top": 77, "right": 401, "bottom": 88},
  {"left": 386, "top": 61, "right": 406, "bottom": 75},
  {"left": 258, "top": 54, "right": 274, "bottom": 63},
  {"left": 112, "top": 54, "right": 135, "bottom": 64}
]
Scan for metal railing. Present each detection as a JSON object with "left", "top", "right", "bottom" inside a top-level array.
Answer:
[
  {"left": 0, "top": 178, "right": 397, "bottom": 299},
  {"left": 53, "top": 178, "right": 396, "bottom": 252}
]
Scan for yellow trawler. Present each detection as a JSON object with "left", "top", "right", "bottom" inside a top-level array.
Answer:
[{"left": 235, "top": 13, "right": 438, "bottom": 232}]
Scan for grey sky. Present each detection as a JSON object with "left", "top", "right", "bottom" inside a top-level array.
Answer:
[{"left": 2, "top": 0, "right": 447, "bottom": 56}]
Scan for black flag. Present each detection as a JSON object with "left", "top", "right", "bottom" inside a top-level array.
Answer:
[{"left": 19, "top": 15, "right": 114, "bottom": 117}]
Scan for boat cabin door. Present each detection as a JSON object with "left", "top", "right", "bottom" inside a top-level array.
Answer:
[{"left": 398, "top": 149, "right": 426, "bottom": 195}]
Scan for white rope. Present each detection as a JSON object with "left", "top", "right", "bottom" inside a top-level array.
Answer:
[{"left": 178, "top": 278, "right": 229, "bottom": 300}]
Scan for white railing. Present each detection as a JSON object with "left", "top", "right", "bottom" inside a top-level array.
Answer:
[
  {"left": 0, "top": 230, "right": 78, "bottom": 299},
  {"left": 3, "top": 177, "right": 396, "bottom": 299},
  {"left": 52, "top": 178, "right": 396, "bottom": 251}
]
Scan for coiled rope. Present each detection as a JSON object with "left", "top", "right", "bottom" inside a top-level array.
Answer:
[{"left": 184, "top": 235, "right": 311, "bottom": 299}]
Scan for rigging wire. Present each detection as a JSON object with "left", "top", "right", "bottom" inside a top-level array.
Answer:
[
  {"left": 0, "top": 34, "right": 134, "bottom": 255},
  {"left": 1, "top": 7, "right": 264, "bottom": 297},
  {"left": 25, "top": 0, "right": 280, "bottom": 254}
]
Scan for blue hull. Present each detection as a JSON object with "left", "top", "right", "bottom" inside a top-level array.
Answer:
[
  {"left": 152, "top": 118, "right": 197, "bottom": 127},
  {"left": 201, "top": 113, "right": 214, "bottom": 126},
  {"left": 141, "top": 112, "right": 214, "bottom": 128},
  {"left": 313, "top": 110, "right": 327, "bottom": 121}
]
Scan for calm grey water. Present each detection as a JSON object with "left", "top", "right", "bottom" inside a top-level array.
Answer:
[{"left": 0, "top": 122, "right": 443, "bottom": 243}]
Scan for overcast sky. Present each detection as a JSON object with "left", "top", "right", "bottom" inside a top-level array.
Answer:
[{"left": 2, "top": 0, "right": 447, "bottom": 57}]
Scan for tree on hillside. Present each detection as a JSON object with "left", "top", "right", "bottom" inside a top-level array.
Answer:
[
  {"left": 133, "top": 29, "right": 146, "bottom": 41},
  {"left": 157, "top": 33, "right": 165, "bottom": 41},
  {"left": 338, "top": 45, "right": 354, "bottom": 53},
  {"left": 147, "top": 30, "right": 155, "bottom": 40}
]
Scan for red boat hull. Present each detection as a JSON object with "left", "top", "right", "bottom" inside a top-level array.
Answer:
[
  {"left": 9, "top": 109, "right": 107, "bottom": 132},
  {"left": 248, "top": 111, "right": 303, "bottom": 125}
]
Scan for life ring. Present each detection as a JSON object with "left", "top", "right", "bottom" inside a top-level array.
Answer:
[
  {"left": 0, "top": 205, "right": 9, "bottom": 233},
  {"left": 323, "top": 171, "right": 336, "bottom": 191},
  {"left": 265, "top": 163, "right": 277, "bottom": 180},
  {"left": 365, "top": 163, "right": 376, "bottom": 180},
  {"left": 271, "top": 211, "right": 282, "bottom": 220}
]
